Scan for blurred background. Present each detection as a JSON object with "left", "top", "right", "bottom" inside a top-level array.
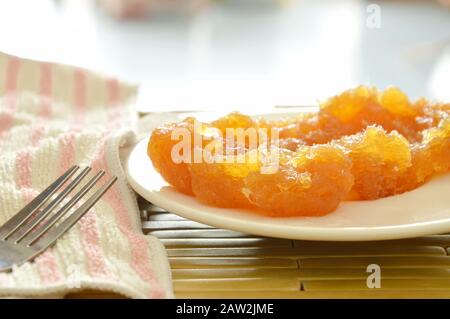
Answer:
[{"left": 0, "top": 0, "right": 448, "bottom": 113}]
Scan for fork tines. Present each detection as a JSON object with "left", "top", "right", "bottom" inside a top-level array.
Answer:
[{"left": 0, "top": 165, "right": 116, "bottom": 251}]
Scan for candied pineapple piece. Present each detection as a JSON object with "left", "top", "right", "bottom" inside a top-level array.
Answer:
[
  {"left": 276, "top": 137, "right": 305, "bottom": 152},
  {"left": 419, "top": 117, "right": 450, "bottom": 176},
  {"left": 380, "top": 87, "right": 416, "bottom": 116},
  {"left": 149, "top": 116, "right": 229, "bottom": 195},
  {"left": 148, "top": 118, "right": 195, "bottom": 194},
  {"left": 257, "top": 114, "right": 307, "bottom": 139},
  {"left": 396, "top": 117, "right": 450, "bottom": 193},
  {"left": 188, "top": 150, "right": 259, "bottom": 208},
  {"left": 321, "top": 85, "right": 377, "bottom": 122},
  {"left": 243, "top": 145, "right": 354, "bottom": 216},
  {"left": 300, "top": 86, "right": 427, "bottom": 144},
  {"left": 335, "top": 126, "right": 412, "bottom": 199},
  {"left": 211, "top": 112, "right": 256, "bottom": 135}
]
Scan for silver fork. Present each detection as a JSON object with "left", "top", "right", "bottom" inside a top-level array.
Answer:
[{"left": 0, "top": 165, "right": 117, "bottom": 272}]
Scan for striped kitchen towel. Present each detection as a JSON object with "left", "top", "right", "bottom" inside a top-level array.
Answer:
[{"left": 0, "top": 52, "right": 173, "bottom": 298}]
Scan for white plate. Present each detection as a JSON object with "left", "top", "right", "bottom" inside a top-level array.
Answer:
[{"left": 126, "top": 116, "right": 450, "bottom": 241}]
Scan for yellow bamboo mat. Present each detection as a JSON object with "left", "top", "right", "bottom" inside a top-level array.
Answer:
[
  {"left": 141, "top": 200, "right": 450, "bottom": 299},
  {"left": 70, "top": 199, "right": 450, "bottom": 298}
]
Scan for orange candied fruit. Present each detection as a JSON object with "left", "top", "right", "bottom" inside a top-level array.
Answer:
[
  {"left": 188, "top": 151, "right": 259, "bottom": 208},
  {"left": 334, "top": 125, "right": 412, "bottom": 200},
  {"left": 147, "top": 86, "right": 450, "bottom": 217},
  {"left": 243, "top": 145, "right": 354, "bottom": 216},
  {"left": 296, "top": 86, "right": 427, "bottom": 144},
  {"left": 148, "top": 118, "right": 195, "bottom": 195},
  {"left": 211, "top": 112, "right": 256, "bottom": 134}
]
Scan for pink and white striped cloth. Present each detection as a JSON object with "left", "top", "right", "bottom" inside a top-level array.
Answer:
[{"left": 0, "top": 52, "right": 173, "bottom": 298}]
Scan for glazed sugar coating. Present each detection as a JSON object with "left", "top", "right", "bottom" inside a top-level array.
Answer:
[
  {"left": 188, "top": 151, "right": 258, "bottom": 208},
  {"left": 243, "top": 145, "right": 354, "bottom": 216},
  {"left": 211, "top": 112, "right": 256, "bottom": 134},
  {"left": 148, "top": 117, "right": 195, "bottom": 194},
  {"left": 412, "top": 117, "right": 450, "bottom": 181},
  {"left": 294, "top": 86, "right": 435, "bottom": 144},
  {"left": 393, "top": 117, "right": 450, "bottom": 194},
  {"left": 188, "top": 143, "right": 298, "bottom": 209},
  {"left": 334, "top": 126, "right": 412, "bottom": 200},
  {"left": 148, "top": 86, "right": 450, "bottom": 217}
]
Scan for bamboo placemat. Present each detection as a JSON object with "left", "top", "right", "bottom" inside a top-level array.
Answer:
[
  {"left": 70, "top": 198, "right": 450, "bottom": 298},
  {"left": 142, "top": 199, "right": 450, "bottom": 299}
]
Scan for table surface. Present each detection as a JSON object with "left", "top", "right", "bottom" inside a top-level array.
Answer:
[{"left": 0, "top": 0, "right": 449, "bottom": 114}]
